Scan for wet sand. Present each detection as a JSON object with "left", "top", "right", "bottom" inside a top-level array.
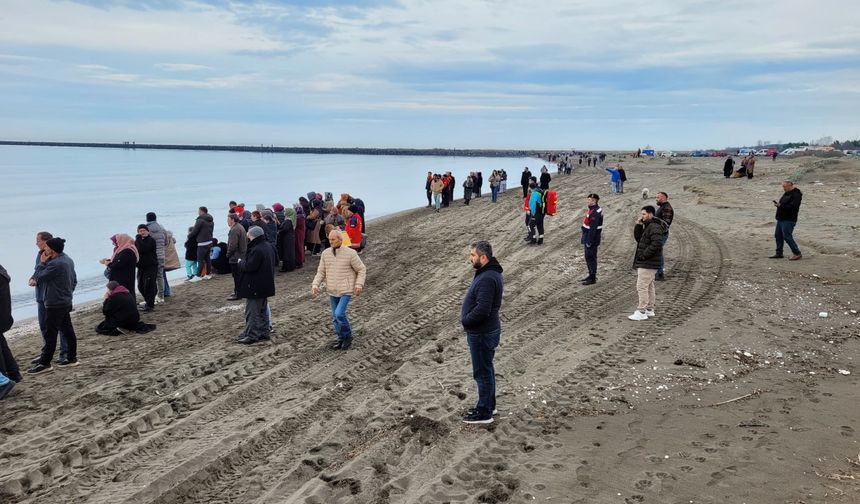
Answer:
[{"left": 1, "top": 155, "right": 858, "bottom": 503}]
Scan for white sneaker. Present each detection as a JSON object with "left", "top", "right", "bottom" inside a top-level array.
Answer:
[
  {"left": 628, "top": 310, "right": 649, "bottom": 321},
  {"left": 189, "top": 276, "right": 203, "bottom": 283},
  {"left": 203, "top": 275, "right": 213, "bottom": 280},
  {"left": 644, "top": 309, "right": 655, "bottom": 317}
]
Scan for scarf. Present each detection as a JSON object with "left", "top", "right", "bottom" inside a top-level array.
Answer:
[{"left": 112, "top": 233, "right": 139, "bottom": 261}]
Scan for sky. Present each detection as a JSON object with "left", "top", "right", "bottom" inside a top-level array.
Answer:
[{"left": 0, "top": 0, "right": 858, "bottom": 150}]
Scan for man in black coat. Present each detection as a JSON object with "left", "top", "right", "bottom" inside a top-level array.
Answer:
[
  {"left": 770, "top": 181, "right": 803, "bottom": 260},
  {"left": 135, "top": 224, "right": 158, "bottom": 312},
  {"left": 237, "top": 226, "right": 277, "bottom": 344},
  {"left": 460, "top": 241, "right": 504, "bottom": 424},
  {"left": 580, "top": 193, "right": 603, "bottom": 285},
  {"left": 1, "top": 263, "right": 21, "bottom": 396},
  {"left": 629, "top": 206, "right": 664, "bottom": 321},
  {"left": 520, "top": 167, "right": 532, "bottom": 198}
]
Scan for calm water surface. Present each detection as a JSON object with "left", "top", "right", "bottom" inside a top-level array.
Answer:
[{"left": 1, "top": 145, "right": 543, "bottom": 322}]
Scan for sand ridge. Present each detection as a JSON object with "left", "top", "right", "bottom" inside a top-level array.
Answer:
[{"left": 1, "top": 155, "right": 858, "bottom": 503}]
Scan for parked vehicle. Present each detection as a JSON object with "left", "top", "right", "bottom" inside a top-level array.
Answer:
[
  {"left": 691, "top": 150, "right": 709, "bottom": 157},
  {"left": 737, "top": 148, "right": 754, "bottom": 156},
  {"left": 642, "top": 149, "right": 655, "bottom": 157},
  {"left": 755, "top": 149, "right": 769, "bottom": 156},
  {"left": 659, "top": 151, "right": 677, "bottom": 158}
]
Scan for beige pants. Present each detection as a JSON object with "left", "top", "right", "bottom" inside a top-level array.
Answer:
[{"left": 636, "top": 268, "right": 657, "bottom": 311}]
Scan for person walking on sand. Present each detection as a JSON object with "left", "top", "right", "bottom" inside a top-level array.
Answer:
[
  {"left": 520, "top": 167, "right": 532, "bottom": 199},
  {"left": 237, "top": 226, "right": 277, "bottom": 345},
  {"left": 654, "top": 192, "right": 674, "bottom": 281},
  {"left": 628, "top": 206, "right": 664, "bottom": 321},
  {"left": 312, "top": 229, "right": 366, "bottom": 351},
  {"left": 460, "top": 240, "right": 504, "bottom": 424},
  {"left": 430, "top": 174, "right": 445, "bottom": 212},
  {"left": 1, "top": 262, "right": 22, "bottom": 397},
  {"left": 145, "top": 212, "right": 167, "bottom": 303},
  {"left": 134, "top": 224, "right": 158, "bottom": 312},
  {"left": 581, "top": 193, "right": 603, "bottom": 285},
  {"left": 723, "top": 156, "right": 735, "bottom": 178},
  {"left": 770, "top": 181, "right": 803, "bottom": 260},
  {"left": 29, "top": 231, "right": 67, "bottom": 364},
  {"left": 226, "top": 213, "right": 247, "bottom": 300},
  {"left": 188, "top": 206, "right": 215, "bottom": 282},
  {"left": 29, "top": 238, "right": 78, "bottom": 372}
]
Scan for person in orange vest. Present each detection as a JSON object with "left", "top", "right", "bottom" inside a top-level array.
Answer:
[{"left": 345, "top": 205, "right": 364, "bottom": 252}]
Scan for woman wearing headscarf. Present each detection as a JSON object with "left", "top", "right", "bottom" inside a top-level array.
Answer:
[
  {"left": 277, "top": 217, "right": 297, "bottom": 272},
  {"left": 298, "top": 197, "right": 311, "bottom": 218},
  {"left": 283, "top": 205, "right": 297, "bottom": 228},
  {"left": 99, "top": 234, "right": 138, "bottom": 293},
  {"left": 306, "top": 208, "right": 323, "bottom": 255},
  {"left": 96, "top": 281, "right": 156, "bottom": 335},
  {"left": 294, "top": 205, "right": 306, "bottom": 268}
]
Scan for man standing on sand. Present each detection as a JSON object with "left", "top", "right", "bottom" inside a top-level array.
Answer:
[
  {"left": 1, "top": 262, "right": 21, "bottom": 397},
  {"left": 29, "top": 237, "right": 78, "bottom": 372},
  {"left": 746, "top": 154, "right": 757, "bottom": 179},
  {"left": 425, "top": 171, "right": 433, "bottom": 208},
  {"left": 654, "top": 192, "right": 674, "bottom": 281},
  {"left": 237, "top": 226, "right": 277, "bottom": 345},
  {"left": 134, "top": 225, "right": 158, "bottom": 312},
  {"left": 460, "top": 241, "right": 504, "bottom": 424},
  {"left": 188, "top": 206, "right": 215, "bottom": 282},
  {"left": 29, "top": 231, "right": 67, "bottom": 364},
  {"left": 628, "top": 206, "right": 664, "bottom": 321},
  {"left": 312, "top": 229, "right": 366, "bottom": 351},
  {"left": 520, "top": 167, "right": 532, "bottom": 199},
  {"left": 770, "top": 181, "right": 803, "bottom": 260},
  {"left": 581, "top": 194, "right": 603, "bottom": 285},
  {"left": 226, "top": 213, "right": 248, "bottom": 301},
  {"left": 145, "top": 212, "right": 167, "bottom": 303}
]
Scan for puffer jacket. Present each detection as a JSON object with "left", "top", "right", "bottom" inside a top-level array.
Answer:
[
  {"left": 312, "top": 245, "right": 367, "bottom": 297},
  {"left": 460, "top": 258, "right": 504, "bottom": 334},
  {"left": 189, "top": 213, "right": 214, "bottom": 244},
  {"left": 146, "top": 221, "right": 167, "bottom": 262},
  {"left": 633, "top": 219, "right": 665, "bottom": 269}
]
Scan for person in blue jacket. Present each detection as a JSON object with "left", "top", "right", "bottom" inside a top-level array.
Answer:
[
  {"left": 460, "top": 241, "right": 504, "bottom": 424},
  {"left": 527, "top": 181, "right": 546, "bottom": 245},
  {"left": 606, "top": 166, "right": 621, "bottom": 193}
]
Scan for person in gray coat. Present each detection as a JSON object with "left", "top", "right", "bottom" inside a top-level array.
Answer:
[
  {"left": 30, "top": 237, "right": 78, "bottom": 373},
  {"left": 145, "top": 212, "right": 167, "bottom": 301},
  {"left": 226, "top": 212, "right": 248, "bottom": 300}
]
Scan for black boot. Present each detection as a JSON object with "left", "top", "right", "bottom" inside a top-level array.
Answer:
[
  {"left": 581, "top": 275, "right": 596, "bottom": 285},
  {"left": 537, "top": 237, "right": 544, "bottom": 245}
]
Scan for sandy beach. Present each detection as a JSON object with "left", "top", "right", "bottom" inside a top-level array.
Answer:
[{"left": 1, "top": 154, "right": 858, "bottom": 503}]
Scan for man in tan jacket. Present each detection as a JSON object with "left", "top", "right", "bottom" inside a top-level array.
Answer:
[{"left": 312, "top": 230, "right": 367, "bottom": 350}]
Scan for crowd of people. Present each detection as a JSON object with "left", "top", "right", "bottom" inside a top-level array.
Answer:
[
  {"left": 723, "top": 153, "right": 758, "bottom": 179},
  {"left": 426, "top": 170, "right": 511, "bottom": 211}
]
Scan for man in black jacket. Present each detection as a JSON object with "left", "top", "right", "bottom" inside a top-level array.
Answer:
[
  {"left": 237, "top": 226, "right": 277, "bottom": 344},
  {"left": 135, "top": 224, "right": 158, "bottom": 312},
  {"left": 654, "top": 192, "right": 674, "bottom": 280},
  {"left": 629, "top": 206, "right": 664, "bottom": 321},
  {"left": 188, "top": 206, "right": 215, "bottom": 281},
  {"left": 30, "top": 237, "right": 78, "bottom": 372},
  {"left": 520, "top": 167, "right": 532, "bottom": 198},
  {"left": 581, "top": 194, "right": 603, "bottom": 285},
  {"left": 460, "top": 241, "right": 504, "bottom": 424},
  {"left": 1, "top": 262, "right": 21, "bottom": 396},
  {"left": 770, "top": 181, "right": 803, "bottom": 260}
]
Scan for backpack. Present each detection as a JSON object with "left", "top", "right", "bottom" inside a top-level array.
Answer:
[{"left": 545, "top": 191, "right": 558, "bottom": 216}]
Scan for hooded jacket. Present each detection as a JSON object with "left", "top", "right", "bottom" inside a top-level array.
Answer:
[
  {"left": 633, "top": 219, "right": 665, "bottom": 269},
  {"left": 33, "top": 253, "right": 77, "bottom": 308},
  {"left": 0, "top": 264, "right": 12, "bottom": 334},
  {"left": 460, "top": 257, "right": 504, "bottom": 334},
  {"left": 145, "top": 220, "right": 167, "bottom": 263},
  {"left": 238, "top": 235, "right": 277, "bottom": 299},
  {"left": 776, "top": 187, "right": 802, "bottom": 222},
  {"left": 189, "top": 213, "right": 215, "bottom": 244}
]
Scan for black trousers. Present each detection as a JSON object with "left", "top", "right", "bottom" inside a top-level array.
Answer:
[
  {"left": 230, "top": 262, "right": 241, "bottom": 295},
  {"left": 522, "top": 185, "right": 528, "bottom": 198},
  {"left": 584, "top": 244, "right": 598, "bottom": 276},
  {"left": 426, "top": 189, "right": 432, "bottom": 206},
  {"left": 529, "top": 213, "right": 545, "bottom": 240},
  {"left": 137, "top": 266, "right": 158, "bottom": 308},
  {"left": 41, "top": 305, "right": 76, "bottom": 365},
  {"left": 0, "top": 333, "right": 21, "bottom": 381}
]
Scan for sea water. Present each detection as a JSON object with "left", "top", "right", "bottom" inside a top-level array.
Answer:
[{"left": 1, "top": 145, "right": 543, "bottom": 322}]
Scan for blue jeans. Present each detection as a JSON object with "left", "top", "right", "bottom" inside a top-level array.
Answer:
[
  {"left": 162, "top": 270, "right": 172, "bottom": 297},
  {"left": 433, "top": 192, "right": 442, "bottom": 210},
  {"left": 775, "top": 220, "right": 801, "bottom": 256},
  {"left": 38, "top": 301, "right": 68, "bottom": 359},
  {"left": 491, "top": 186, "right": 499, "bottom": 202},
  {"left": 658, "top": 232, "right": 669, "bottom": 275},
  {"left": 329, "top": 295, "right": 353, "bottom": 340},
  {"left": 467, "top": 329, "right": 500, "bottom": 416}
]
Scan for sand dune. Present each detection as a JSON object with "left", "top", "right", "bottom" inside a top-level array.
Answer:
[{"left": 1, "top": 155, "right": 858, "bottom": 503}]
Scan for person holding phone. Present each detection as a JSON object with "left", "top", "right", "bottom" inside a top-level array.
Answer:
[{"left": 770, "top": 181, "right": 803, "bottom": 260}]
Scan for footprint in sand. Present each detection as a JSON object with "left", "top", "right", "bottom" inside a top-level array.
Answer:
[
  {"left": 841, "top": 426, "right": 854, "bottom": 437},
  {"left": 575, "top": 461, "right": 591, "bottom": 487}
]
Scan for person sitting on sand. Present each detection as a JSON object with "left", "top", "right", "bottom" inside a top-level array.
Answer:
[{"left": 96, "top": 281, "right": 156, "bottom": 336}]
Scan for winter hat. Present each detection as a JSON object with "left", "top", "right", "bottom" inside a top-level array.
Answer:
[
  {"left": 137, "top": 223, "right": 149, "bottom": 232},
  {"left": 248, "top": 226, "right": 265, "bottom": 239},
  {"left": 272, "top": 203, "right": 284, "bottom": 212},
  {"left": 255, "top": 204, "right": 265, "bottom": 212},
  {"left": 46, "top": 237, "right": 66, "bottom": 254},
  {"left": 146, "top": 212, "right": 157, "bottom": 222}
]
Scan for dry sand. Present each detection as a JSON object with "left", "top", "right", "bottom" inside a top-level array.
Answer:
[{"left": 1, "top": 155, "right": 859, "bottom": 503}]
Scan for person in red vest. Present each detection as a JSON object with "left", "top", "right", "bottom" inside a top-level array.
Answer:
[{"left": 346, "top": 205, "right": 364, "bottom": 252}]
